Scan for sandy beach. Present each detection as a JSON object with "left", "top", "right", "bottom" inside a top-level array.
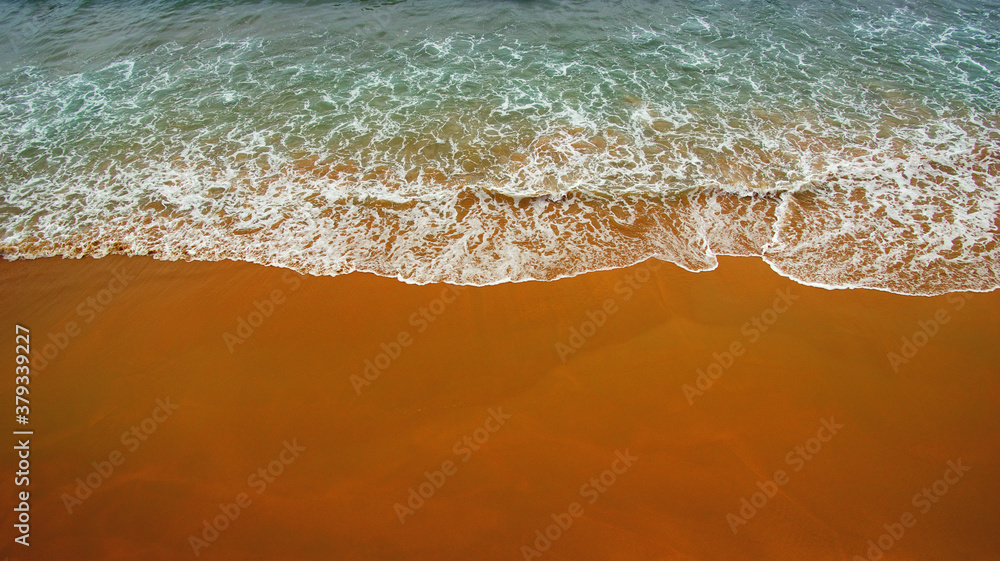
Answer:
[
  {"left": 1, "top": 254, "right": 997, "bottom": 560},
  {"left": 3, "top": 1, "right": 999, "bottom": 559}
]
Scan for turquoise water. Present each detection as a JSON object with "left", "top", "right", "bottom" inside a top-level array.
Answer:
[{"left": 1, "top": 0, "right": 998, "bottom": 293}]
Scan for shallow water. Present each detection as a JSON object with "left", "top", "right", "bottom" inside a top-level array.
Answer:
[{"left": 1, "top": 0, "right": 998, "bottom": 293}]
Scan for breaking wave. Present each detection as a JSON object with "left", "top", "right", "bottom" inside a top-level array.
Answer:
[{"left": 1, "top": 0, "right": 998, "bottom": 295}]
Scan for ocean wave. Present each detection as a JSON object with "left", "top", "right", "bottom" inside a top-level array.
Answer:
[{"left": 1, "top": 0, "right": 998, "bottom": 295}]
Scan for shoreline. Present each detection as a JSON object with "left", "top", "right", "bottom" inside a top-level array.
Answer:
[
  {"left": 1, "top": 254, "right": 998, "bottom": 560},
  {"left": 5, "top": 250, "right": 998, "bottom": 297}
]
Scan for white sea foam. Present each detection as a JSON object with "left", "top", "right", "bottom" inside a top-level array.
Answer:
[{"left": 1, "top": 0, "right": 998, "bottom": 295}]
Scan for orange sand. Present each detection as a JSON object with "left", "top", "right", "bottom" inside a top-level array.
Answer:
[{"left": 1, "top": 255, "right": 998, "bottom": 560}]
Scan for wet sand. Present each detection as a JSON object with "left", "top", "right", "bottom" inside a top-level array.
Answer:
[{"left": 1, "top": 255, "right": 998, "bottom": 560}]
